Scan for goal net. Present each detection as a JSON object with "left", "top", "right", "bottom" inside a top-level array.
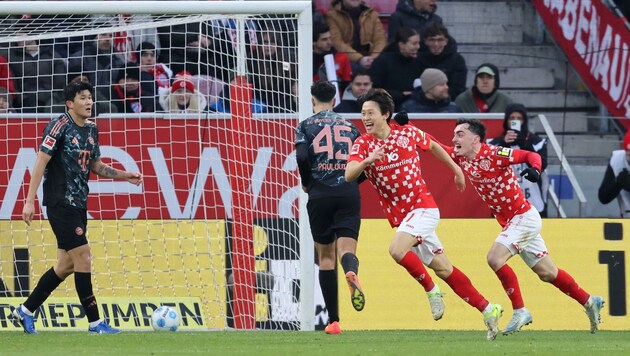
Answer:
[{"left": 0, "top": 1, "right": 314, "bottom": 331}]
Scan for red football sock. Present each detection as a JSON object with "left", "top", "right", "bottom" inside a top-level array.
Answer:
[
  {"left": 398, "top": 251, "right": 435, "bottom": 292},
  {"left": 551, "top": 268, "right": 590, "bottom": 305},
  {"left": 444, "top": 266, "right": 489, "bottom": 312},
  {"left": 496, "top": 264, "right": 525, "bottom": 309}
]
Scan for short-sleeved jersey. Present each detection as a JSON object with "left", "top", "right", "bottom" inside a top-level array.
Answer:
[
  {"left": 295, "top": 110, "right": 362, "bottom": 199},
  {"left": 447, "top": 143, "right": 531, "bottom": 227},
  {"left": 40, "top": 113, "right": 101, "bottom": 209},
  {"left": 349, "top": 124, "right": 437, "bottom": 227}
]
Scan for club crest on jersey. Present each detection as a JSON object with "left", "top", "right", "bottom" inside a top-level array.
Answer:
[
  {"left": 42, "top": 135, "right": 56, "bottom": 150},
  {"left": 351, "top": 143, "right": 360, "bottom": 155},
  {"left": 396, "top": 135, "right": 409, "bottom": 148},
  {"left": 496, "top": 147, "right": 513, "bottom": 157},
  {"left": 479, "top": 159, "right": 491, "bottom": 171},
  {"left": 88, "top": 136, "right": 94, "bottom": 145}
]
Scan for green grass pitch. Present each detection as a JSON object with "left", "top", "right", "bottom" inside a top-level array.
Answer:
[{"left": 1, "top": 330, "right": 628, "bottom": 355}]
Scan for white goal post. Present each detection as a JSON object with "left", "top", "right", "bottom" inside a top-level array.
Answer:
[{"left": 0, "top": 0, "right": 315, "bottom": 331}]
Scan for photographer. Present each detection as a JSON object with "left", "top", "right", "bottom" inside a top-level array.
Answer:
[
  {"left": 599, "top": 131, "right": 630, "bottom": 217},
  {"left": 489, "top": 103, "right": 549, "bottom": 216}
]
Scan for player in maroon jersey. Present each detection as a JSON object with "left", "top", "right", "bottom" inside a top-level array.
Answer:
[
  {"left": 345, "top": 89, "right": 503, "bottom": 340},
  {"left": 446, "top": 118, "right": 604, "bottom": 335}
]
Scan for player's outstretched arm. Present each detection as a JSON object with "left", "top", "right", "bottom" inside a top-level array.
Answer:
[
  {"left": 428, "top": 141, "right": 465, "bottom": 192},
  {"left": 90, "top": 159, "right": 143, "bottom": 186},
  {"left": 22, "top": 151, "right": 52, "bottom": 226}
]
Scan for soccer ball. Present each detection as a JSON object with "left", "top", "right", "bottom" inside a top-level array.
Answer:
[{"left": 151, "top": 306, "right": 180, "bottom": 331}]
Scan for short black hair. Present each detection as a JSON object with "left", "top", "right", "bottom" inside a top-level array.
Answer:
[
  {"left": 351, "top": 68, "right": 371, "bottom": 81},
  {"left": 456, "top": 118, "right": 487, "bottom": 142},
  {"left": 64, "top": 81, "right": 94, "bottom": 102},
  {"left": 358, "top": 88, "right": 395, "bottom": 122},
  {"left": 311, "top": 80, "right": 336, "bottom": 103},
  {"left": 313, "top": 21, "right": 330, "bottom": 42},
  {"left": 424, "top": 22, "right": 449, "bottom": 39}
]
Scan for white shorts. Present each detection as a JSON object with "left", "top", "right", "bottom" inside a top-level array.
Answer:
[
  {"left": 396, "top": 208, "right": 444, "bottom": 265},
  {"left": 496, "top": 206, "right": 549, "bottom": 268}
]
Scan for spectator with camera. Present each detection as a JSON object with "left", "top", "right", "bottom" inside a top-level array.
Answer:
[
  {"left": 599, "top": 131, "right": 630, "bottom": 218},
  {"left": 489, "top": 103, "right": 549, "bottom": 216}
]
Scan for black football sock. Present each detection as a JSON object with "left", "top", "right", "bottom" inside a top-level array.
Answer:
[
  {"left": 319, "top": 269, "right": 339, "bottom": 323},
  {"left": 75, "top": 272, "right": 100, "bottom": 322},
  {"left": 340, "top": 253, "right": 359, "bottom": 275},
  {"left": 24, "top": 267, "right": 63, "bottom": 313}
]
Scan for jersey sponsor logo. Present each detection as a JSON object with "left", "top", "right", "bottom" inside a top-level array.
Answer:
[
  {"left": 385, "top": 152, "right": 399, "bottom": 162},
  {"left": 496, "top": 147, "right": 513, "bottom": 157},
  {"left": 42, "top": 135, "right": 56, "bottom": 150},
  {"left": 396, "top": 136, "right": 409, "bottom": 149}
]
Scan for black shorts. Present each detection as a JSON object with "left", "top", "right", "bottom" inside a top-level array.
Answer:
[
  {"left": 307, "top": 197, "right": 361, "bottom": 244},
  {"left": 46, "top": 204, "right": 88, "bottom": 251}
]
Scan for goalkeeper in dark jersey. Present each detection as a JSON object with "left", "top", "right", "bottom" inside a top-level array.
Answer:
[
  {"left": 295, "top": 81, "right": 363, "bottom": 335},
  {"left": 13, "top": 81, "right": 142, "bottom": 334}
]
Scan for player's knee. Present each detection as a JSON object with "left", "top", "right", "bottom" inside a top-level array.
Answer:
[
  {"left": 537, "top": 269, "right": 555, "bottom": 282},
  {"left": 388, "top": 246, "right": 405, "bottom": 262},
  {"left": 486, "top": 256, "right": 503, "bottom": 271}
]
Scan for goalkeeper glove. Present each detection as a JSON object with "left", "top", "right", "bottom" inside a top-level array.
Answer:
[
  {"left": 393, "top": 111, "right": 409, "bottom": 125},
  {"left": 520, "top": 167, "right": 540, "bottom": 183}
]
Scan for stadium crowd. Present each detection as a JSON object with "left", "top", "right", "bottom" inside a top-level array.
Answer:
[
  {"left": 0, "top": 0, "right": 541, "bottom": 115},
  {"left": 0, "top": 0, "right": 626, "bottom": 118}
]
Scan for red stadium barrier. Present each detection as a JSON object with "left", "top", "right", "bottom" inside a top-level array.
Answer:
[{"left": 0, "top": 116, "right": 503, "bottom": 221}]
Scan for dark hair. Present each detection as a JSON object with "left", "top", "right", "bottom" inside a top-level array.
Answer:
[
  {"left": 64, "top": 81, "right": 94, "bottom": 101},
  {"left": 311, "top": 80, "right": 337, "bottom": 103},
  {"left": 118, "top": 63, "right": 141, "bottom": 82},
  {"left": 395, "top": 27, "right": 419, "bottom": 44},
  {"left": 136, "top": 41, "right": 156, "bottom": 54},
  {"left": 358, "top": 88, "right": 395, "bottom": 122},
  {"left": 313, "top": 22, "right": 330, "bottom": 42},
  {"left": 351, "top": 68, "right": 371, "bottom": 81},
  {"left": 456, "top": 118, "right": 486, "bottom": 142},
  {"left": 385, "top": 26, "right": 419, "bottom": 53},
  {"left": 424, "top": 22, "right": 449, "bottom": 39}
]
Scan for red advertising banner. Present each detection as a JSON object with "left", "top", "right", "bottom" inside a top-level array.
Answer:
[
  {"left": 533, "top": 0, "right": 630, "bottom": 122},
  {"left": 0, "top": 116, "right": 502, "bottom": 221}
]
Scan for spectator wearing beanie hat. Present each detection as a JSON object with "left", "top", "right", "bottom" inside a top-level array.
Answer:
[
  {"left": 159, "top": 71, "right": 207, "bottom": 113},
  {"left": 137, "top": 42, "right": 173, "bottom": 95},
  {"left": 489, "top": 103, "right": 549, "bottom": 216},
  {"left": 401, "top": 68, "right": 460, "bottom": 113},
  {"left": 455, "top": 63, "right": 513, "bottom": 113},
  {"left": 111, "top": 62, "right": 157, "bottom": 113},
  {"left": 599, "top": 131, "right": 630, "bottom": 217}
]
